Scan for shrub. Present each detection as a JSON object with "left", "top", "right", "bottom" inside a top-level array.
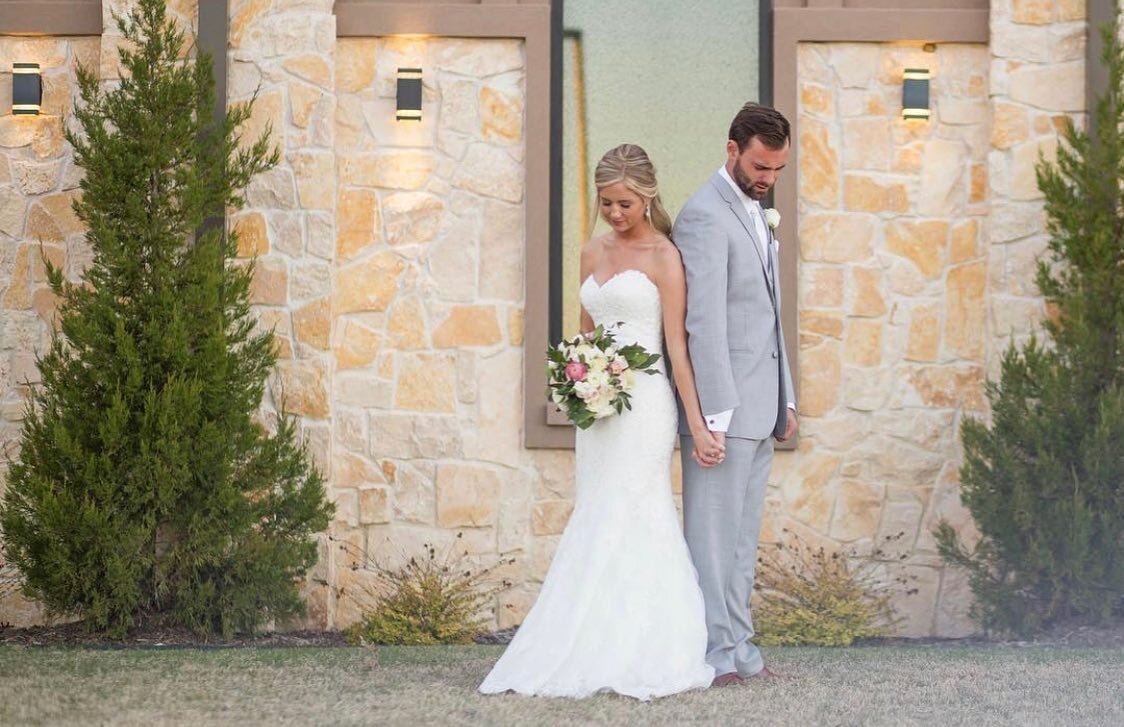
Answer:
[
  {"left": 341, "top": 534, "right": 513, "bottom": 646},
  {"left": 0, "top": 0, "right": 332, "bottom": 638},
  {"left": 753, "top": 531, "right": 909, "bottom": 647},
  {"left": 935, "top": 19, "right": 1124, "bottom": 635}
]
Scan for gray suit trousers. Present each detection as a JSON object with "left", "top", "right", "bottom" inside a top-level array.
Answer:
[{"left": 680, "top": 434, "right": 773, "bottom": 677}]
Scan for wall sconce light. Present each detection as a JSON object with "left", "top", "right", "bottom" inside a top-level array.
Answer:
[
  {"left": 12, "top": 63, "right": 42, "bottom": 115},
  {"left": 901, "top": 67, "right": 930, "bottom": 121},
  {"left": 396, "top": 67, "right": 422, "bottom": 121}
]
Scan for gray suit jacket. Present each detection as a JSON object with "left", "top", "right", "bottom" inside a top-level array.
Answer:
[{"left": 672, "top": 172, "right": 795, "bottom": 440}]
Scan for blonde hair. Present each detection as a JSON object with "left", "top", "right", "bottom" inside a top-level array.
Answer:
[{"left": 592, "top": 144, "right": 673, "bottom": 238}]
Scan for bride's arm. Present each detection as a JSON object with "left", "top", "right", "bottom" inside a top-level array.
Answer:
[{"left": 654, "top": 243, "right": 722, "bottom": 452}]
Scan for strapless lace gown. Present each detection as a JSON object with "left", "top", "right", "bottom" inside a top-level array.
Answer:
[{"left": 479, "top": 269, "right": 714, "bottom": 700}]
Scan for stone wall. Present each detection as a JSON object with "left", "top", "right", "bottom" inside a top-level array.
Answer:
[{"left": 0, "top": 0, "right": 1091, "bottom": 637}]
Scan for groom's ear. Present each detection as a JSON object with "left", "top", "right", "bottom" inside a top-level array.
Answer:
[{"left": 726, "top": 140, "right": 739, "bottom": 160}]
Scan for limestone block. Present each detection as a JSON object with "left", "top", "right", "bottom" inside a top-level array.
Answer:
[
  {"left": 851, "top": 266, "right": 886, "bottom": 317},
  {"left": 337, "top": 39, "right": 378, "bottom": 94},
  {"left": 436, "top": 462, "right": 501, "bottom": 528},
  {"left": 531, "top": 450, "right": 576, "bottom": 500},
  {"left": 783, "top": 453, "right": 840, "bottom": 532},
  {"left": 386, "top": 297, "right": 428, "bottom": 350},
  {"left": 876, "top": 498, "right": 924, "bottom": 549},
  {"left": 886, "top": 563, "right": 941, "bottom": 637},
  {"left": 291, "top": 151, "right": 335, "bottom": 210},
  {"left": 2, "top": 246, "right": 31, "bottom": 310},
  {"left": 434, "top": 38, "right": 524, "bottom": 78},
  {"left": 27, "top": 191, "right": 83, "bottom": 243},
  {"left": 906, "top": 365, "right": 985, "bottom": 411},
  {"left": 906, "top": 303, "right": 942, "bottom": 362},
  {"left": 801, "top": 310, "right": 844, "bottom": 338},
  {"left": 893, "top": 143, "right": 923, "bottom": 174},
  {"left": 453, "top": 144, "right": 523, "bottom": 203},
  {"left": 802, "top": 410, "right": 871, "bottom": 451},
  {"left": 1009, "top": 62, "right": 1085, "bottom": 111},
  {"left": 336, "top": 318, "right": 383, "bottom": 370},
  {"left": 235, "top": 89, "right": 284, "bottom": 155},
  {"left": 934, "top": 566, "right": 978, "bottom": 637},
  {"left": 531, "top": 499, "right": 573, "bottom": 536},
  {"left": 831, "top": 44, "right": 881, "bottom": 88},
  {"left": 829, "top": 479, "right": 884, "bottom": 542},
  {"left": 970, "top": 163, "right": 987, "bottom": 204},
  {"left": 245, "top": 167, "right": 297, "bottom": 209},
  {"left": 507, "top": 307, "right": 524, "bottom": 346},
  {"left": 230, "top": 0, "right": 272, "bottom": 49},
  {"left": 463, "top": 349, "right": 524, "bottom": 467},
  {"left": 801, "top": 265, "right": 844, "bottom": 307},
  {"left": 426, "top": 232, "right": 478, "bottom": 302},
  {"left": 989, "top": 201, "right": 1045, "bottom": 244},
  {"left": 283, "top": 55, "right": 332, "bottom": 90},
  {"left": 478, "top": 199, "right": 525, "bottom": 302},
  {"left": 395, "top": 352, "right": 456, "bottom": 412},
  {"left": 799, "top": 214, "right": 875, "bottom": 263},
  {"left": 293, "top": 297, "right": 330, "bottom": 350},
  {"left": 844, "top": 319, "right": 883, "bottom": 367},
  {"left": 272, "top": 359, "right": 329, "bottom": 418},
  {"left": 290, "top": 260, "right": 331, "bottom": 302},
  {"left": 383, "top": 192, "right": 446, "bottom": 246},
  {"left": 335, "top": 252, "right": 403, "bottom": 314},
  {"left": 433, "top": 305, "right": 502, "bottom": 348},
  {"left": 1010, "top": 137, "right": 1058, "bottom": 201},
  {"left": 334, "top": 451, "right": 385, "bottom": 491},
  {"left": 0, "top": 188, "right": 25, "bottom": 239},
  {"left": 944, "top": 262, "right": 987, "bottom": 361},
  {"left": 884, "top": 257, "right": 927, "bottom": 304},
  {"left": 358, "top": 487, "right": 390, "bottom": 525},
  {"left": 481, "top": 85, "right": 523, "bottom": 143},
  {"left": 843, "top": 175, "right": 907, "bottom": 214},
  {"left": 886, "top": 220, "right": 948, "bottom": 278},
  {"left": 919, "top": 140, "right": 965, "bottom": 216},
  {"left": 336, "top": 188, "right": 381, "bottom": 259},
  {"left": 841, "top": 366, "right": 895, "bottom": 412},
  {"left": 497, "top": 587, "right": 537, "bottom": 630},
  {"left": 339, "top": 151, "right": 434, "bottom": 190},
  {"left": 1058, "top": 0, "right": 1085, "bottom": 21},
  {"left": 1011, "top": 0, "right": 1054, "bottom": 24},
  {"left": 333, "top": 407, "right": 367, "bottom": 454},
  {"left": 799, "top": 84, "right": 832, "bottom": 117},
  {"left": 393, "top": 462, "right": 437, "bottom": 525},
  {"left": 842, "top": 118, "right": 891, "bottom": 171},
  {"left": 798, "top": 341, "right": 841, "bottom": 417},
  {"left": 12, "top": 160, "right": 61, "bottom": 196},
  {"left": 798, "top": 118, "right": 839, "bottom": 208},
  {"left": 247, "top": 257, "right": 289, "bottom": 306},
  {"left": 233, "top": 212, "right": 269, "bottom": 257},
  {"left": 306, "top": 212, "right": 334, "bottom": 260}
]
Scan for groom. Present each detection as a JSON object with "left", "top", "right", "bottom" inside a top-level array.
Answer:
[{"left": 673, "top": 102, "right": 797, "bottom": 687}]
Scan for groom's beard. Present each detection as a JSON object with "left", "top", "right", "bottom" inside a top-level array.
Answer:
[{"left": 733, "top": 162, "right": 767, "bottom": 200}]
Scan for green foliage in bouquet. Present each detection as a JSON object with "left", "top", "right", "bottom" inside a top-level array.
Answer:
[
  {"left": 342, "top": 535, "right": 513, "bottom": 645},
  {"left": 0, "top": 0, "right": 332, "bottom": 637},
  {"left": 753, "top": 531, "right": 906, "bottom": 647},
  {"left": 935, "top": 20, "right": 1124, "bottom": 636},
  {"left": 545, "top": 324, "right": 662, "bottom": 429}
]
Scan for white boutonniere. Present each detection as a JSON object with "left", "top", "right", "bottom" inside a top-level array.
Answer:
[{"left": 763, "top": 208, "right": 781, "bottom": 230}]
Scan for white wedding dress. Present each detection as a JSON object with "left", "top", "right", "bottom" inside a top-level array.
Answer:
[{"left": 479, "top": 269, "right": 714, "bottom": 700}]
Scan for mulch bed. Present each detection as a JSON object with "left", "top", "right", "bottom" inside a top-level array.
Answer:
[{"left": 2, "top": 621, "right": 1121, "bottom": 650}]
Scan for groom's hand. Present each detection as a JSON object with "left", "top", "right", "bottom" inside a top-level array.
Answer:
[
  {"left": 776, "top": 410, "right": 798, "bottom": 442},
  {"left": 691, "top": 430, "right": 726, "bottom": 468}
]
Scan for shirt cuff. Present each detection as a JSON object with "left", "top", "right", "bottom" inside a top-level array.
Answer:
[
  {"left": 705, "top": 409, "right": 734, "bottom": 432},
  {"left": 788, "top": 402, "right": 796, "bottom": 411}
]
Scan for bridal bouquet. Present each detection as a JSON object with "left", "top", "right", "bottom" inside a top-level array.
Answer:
[{"left": 545, "top": 324, "right": 662, "bottom": 429}]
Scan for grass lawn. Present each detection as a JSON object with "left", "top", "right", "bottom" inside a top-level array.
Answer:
[{"left": 2, "top": 643, "right": 1122, "bottom": 725}]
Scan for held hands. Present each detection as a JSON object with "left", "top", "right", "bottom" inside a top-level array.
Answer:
[{"left": 691, "top": 429, "right": 726, "bottom": 469}]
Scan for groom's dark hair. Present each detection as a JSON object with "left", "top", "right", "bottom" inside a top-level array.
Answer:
[{"left": 729, "top": 102, "right": 790, "bottom": 152}]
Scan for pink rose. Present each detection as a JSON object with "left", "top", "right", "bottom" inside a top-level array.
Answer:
[
  {"left": 608, "top": 357, "right": 627, "bottom": 375},
  {"left": 564, "top": 361, "right": 588, "bottom": 382}
]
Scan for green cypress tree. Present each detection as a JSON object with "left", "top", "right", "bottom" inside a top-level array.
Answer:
[
  {"left": 0, "top": 0, "right": 332, "bottom": 637},
  {"left": 936, "top": 20, "right": 1124, "bottom": 634}
]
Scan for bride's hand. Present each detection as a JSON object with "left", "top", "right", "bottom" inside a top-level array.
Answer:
[{"left": 691, "top": 427, "right": 726, "bottom": 468}]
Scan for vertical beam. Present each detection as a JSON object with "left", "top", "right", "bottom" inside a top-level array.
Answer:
[
  {"left": 759, "top": 0, "right": 774, "bottom": 106},
  {"left": 1087, "top": 0, "right": 1116, "bottom": 138},
  {"left": 197, "top": 0, "right": 228, "bottom": 233}
]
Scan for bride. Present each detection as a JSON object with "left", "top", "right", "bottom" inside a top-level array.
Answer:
[{"left": 479, "top": 144, "right": 725, "bottom": 700}]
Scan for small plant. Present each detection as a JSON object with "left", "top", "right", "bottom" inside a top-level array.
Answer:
[
  {"left": 338, "top": 534, "right": 513, "bottom": 645},
  {"left": 752, "top": 530, "right": 912, "bottom": 647}
]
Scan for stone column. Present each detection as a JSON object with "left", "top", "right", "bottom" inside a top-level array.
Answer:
[{"left": 228, "top": 0, "right": 338, "bottom": 628}]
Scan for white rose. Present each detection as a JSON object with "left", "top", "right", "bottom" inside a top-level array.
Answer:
[
  {"left": 573, "top": 380, "right": 596, "bottom": 400},
  {"left": 763, "top": 207, "right": 781, "bottom": 229},
  {"left": 588, "top": 355, "right": 608, "bottom": 373},
  {"left": 585, "top": 370, "right": 609, "bottom": 390},
  {"left": 574, "top": 343, "right": 597, "bottom": 361},
  {"left": 620, "top": 368, "right": 636, "bottom": 391}
]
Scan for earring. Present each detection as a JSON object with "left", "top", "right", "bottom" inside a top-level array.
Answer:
[{"left": 645, "top": 206, "right": 651, "bottom": 217}]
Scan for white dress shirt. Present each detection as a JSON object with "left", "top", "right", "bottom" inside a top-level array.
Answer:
[{"left": 705, "top": 166, "right": 795, "bottom": 433}]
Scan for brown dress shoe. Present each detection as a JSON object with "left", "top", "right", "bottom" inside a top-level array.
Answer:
[{"left": 711, "top": 672, "right": 745, "bottom": 687}]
